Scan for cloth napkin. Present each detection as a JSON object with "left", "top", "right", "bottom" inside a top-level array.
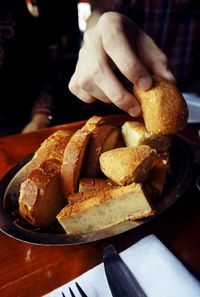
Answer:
[
  {"left": 43, "top": 234, "right": 200, "bottom": 297},
  {"left": 182, "top": 92, "right": 200, "bottom": 123}
]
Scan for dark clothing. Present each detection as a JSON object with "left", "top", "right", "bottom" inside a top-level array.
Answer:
[{"left": 0, "top": 0, "right": 80, "bottom": 136}]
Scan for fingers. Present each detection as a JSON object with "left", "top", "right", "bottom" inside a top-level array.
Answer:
[
  {"left": 69, "top": 26, "right": 141, "bottom": 116},
  {"left": 99, "top": 13, "right": 153, "bottom": 91},
  {"left": 137, "top": 31, "right": 176, "bottom": 83},
  {"left": 69, "top": 11, "right": 175, "bottom": 118}
]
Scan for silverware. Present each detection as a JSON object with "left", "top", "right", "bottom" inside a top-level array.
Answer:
[
  {"left": 103, "top": 244, "right": 147, "bottom": 297},
  {"left": 66, "top": 282, "right": 88, "bottom": 297}
]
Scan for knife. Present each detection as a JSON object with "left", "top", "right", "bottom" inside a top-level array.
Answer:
[{"left": 103, "top": 245, "right": 147, "bottom": 297}]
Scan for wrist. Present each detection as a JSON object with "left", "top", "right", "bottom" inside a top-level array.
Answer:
[{"left": 32, "top": 113, "right": 53, "bottom": 127}]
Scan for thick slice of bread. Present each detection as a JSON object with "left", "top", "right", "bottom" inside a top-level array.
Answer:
[
  {"left": 134, "top": 76, "right": 188, "bottom": 134},
  {"left": 78, "top": 178, "right": 116, "bottom": 192},
  {"left": 57, "top": 183, "right": 154, "bottom": 235},
  {"left": 69, "top": 178, "right": 116, "bottom": 204},
  {"left": 19, "top": 158, "right": 65, "bottom": 227},
  {"left": 61, "top": 129, "right": 91, "bottom": 197},
  {"left": 100, "top": 145, "right": 157, "bottom": 185},
  {"left": 85, "top": 125, "right": 120, "bottom": 177},
  {"left": 60, "top": 116, "right": 106, "bottom": 197},
  {"left": 81, "top": 115, "right": 104, "bottom": 132},
  {"left": 122, "top": 121, "right": 171, "bottom": 152},
  {"left": 27, "top": 129, "right": 73, "bottom": 172},
  {"left": 68, "top": 190, "right": 98, "bottom": 204}
]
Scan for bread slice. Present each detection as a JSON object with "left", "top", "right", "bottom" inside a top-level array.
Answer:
[
  {"left": 60, "top": 129, "right": 91, "bottom": 197},
  {"left": 81, "top": 115, "right": 105, "bottom": 132},
  {"left": 78, "top": 178, "right": 116, "bottom": 193},
  {"left": 69, "top": 178, "right": 116, "bottom": 204},
  {"left": 134, "top": 76, "right": 188, "bottom": 134},
  {"left": 60, "top": 116, "right": 107, "bottom": 197},
  {"left": 57, "top": 183, "right": 154, "bottom": 235},
  {"left": 85, "top": 125, "right": 120, "bottom": 177},
  {"left": 27, "top": 129, "right": 73, "bottom": 172},
  {"left": 122, "top": 121, "right": 171, "bottom": 152},
  {"left": 19, "top": 158, "right": 65, "bottom": 227},
  {"left": 100, "top": 145, "right": 157, "bottom": 185}
]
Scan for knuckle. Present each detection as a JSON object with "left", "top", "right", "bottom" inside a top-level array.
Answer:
[
  {"left": 112, "top": 94, "right": 123, "bottom": 105},
  {"left": 78, "top": 76, "right": 91, "bottom": 90},
  {"left": 68, "top": 79, "right": 76, "bottom": 94},
  {"left": 89, "top": 61, "right": 106, "bottom": 83}
]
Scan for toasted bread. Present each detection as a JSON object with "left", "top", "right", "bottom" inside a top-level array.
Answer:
[
  {"left": 122, "top": 121, "right": 171, "bottom": 152},
  {"left": 27, "top": 129, "right": 73, "bottom": 172},
  {"left": 78, "top": 178, "right": 116, "bottom": 193},
  {"left": 100, "top": 145, "right": 157, "bottom": 185},
  {"left": 57, "top": 183, "right": 154, "bottom": 235},
  {"left": 85, "top": 125, "right": 120, "bottom": 177},
  {"left": 69, "top": 178, "right": 116, "bottom": 204},
  {"left": 19, "top": 158, "right": 65, "bottom": 227},
  {"left": 134, "top": 76, "right": 188, "bottom": 134},
  {"left": 61, "top": 129, "right": 91, "bottom": 197},
  {"left": 81, "top": 115, "right": 104, "bottom": 132}
]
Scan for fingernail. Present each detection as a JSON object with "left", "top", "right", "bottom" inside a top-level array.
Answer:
[
  {"left": 128, "top": 105, "right": 141, "bottom": 117},
  {"left": 165, "top": 71, "right": 176, "bottom": 83},
  {"left": 137, "top": 76, "right": 152, "bottom": 91}
]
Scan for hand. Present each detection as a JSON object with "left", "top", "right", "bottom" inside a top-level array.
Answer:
[
  {"left": 69, "top": 12, "right": 175, "bottom": 116},
  {"left": 21, "top": 113, "right": 51, "bottom": 133}
]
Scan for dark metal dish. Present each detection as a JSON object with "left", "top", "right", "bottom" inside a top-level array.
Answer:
[{"left": 0, "top": 136, "right": 195, "bottom": 245}]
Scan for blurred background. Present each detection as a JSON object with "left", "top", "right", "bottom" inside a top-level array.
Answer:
[{"left": 0, "top": 0, "right": 120, "bottom": 136}]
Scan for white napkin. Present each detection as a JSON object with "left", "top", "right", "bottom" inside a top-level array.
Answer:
[
  {"left": 43, "top": 234, "right": 200, "bottom": 297},
  {"left": 182, "top": 92, "right": 200, "bottom": 123}
]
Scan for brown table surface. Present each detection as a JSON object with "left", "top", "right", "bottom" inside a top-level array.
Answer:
[{"left": 0, "top": 115, "right": 200, "bottom": 297}]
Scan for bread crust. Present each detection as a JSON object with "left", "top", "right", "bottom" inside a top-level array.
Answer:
[
  {"left": 26, "top": 129, "right": 73, "bottom": 172},
  {"left": 85, "top": 125, "right": 120, "bottom": 177},
  {"left": 61, "top": 129, "right": 91, "bottom": 197},
  {"left": 57, "top": 183, "right": 155, "bottom": 235},
  {"left": 100, "top": 145, "right": 157, "bottom": 185},
  {"left": 122, "top": 121, "right": 171, "bottom": 152},
  {"left": 134, "top": 76, "right": 188, "bottom": 134},
  {"left": 19, "top": 158, "right": 65, "bottom": 227}
]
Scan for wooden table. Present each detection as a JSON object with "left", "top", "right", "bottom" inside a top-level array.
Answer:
[{"left": 0, "top": 115, "right": 200, "bottom": 297}]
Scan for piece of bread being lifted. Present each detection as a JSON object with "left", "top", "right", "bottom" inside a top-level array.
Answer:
[{"left": 134, "top": 75, "right": 188, "bottom": 134}]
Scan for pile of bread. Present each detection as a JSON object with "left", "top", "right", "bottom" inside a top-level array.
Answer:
[{"left": 18, "top": 76, "right": 188, "bottom": 235}]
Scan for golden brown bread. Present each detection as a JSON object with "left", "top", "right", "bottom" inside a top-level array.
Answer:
[
  {"left": 134, "top": 76, "right": 188, "bottom": 134},
  {"left": 60, "top": 116, "right": 104, "bottom": 197},
  {"left": 78, "top": 178, "right": 116, "bottom": 193},
  {"left": 85, "top": 125, "right": 120, "bottom": 177},
  {"left": 60, "top": 129, "right": 91, "bottom": 197},
  {"left": 26, "top": 129, "right": 73, "bottom": 172},
  {"left": 122, "top": 121, "right": 171, "bottom": 152},
  {"left": 69, "top": 178, "right": 117, "bottom": 204},
  {"left": 19, "top": 158, "right": 65, "bottom": 227},
  {"left": 100, "top": 145, "right": 157, "bottom": 185},
  {"left": 81, "top": 115, "right": 105, "bottom": 132},
  {"left": 57, "top": 183, "right": 154, "bottom": 235}
]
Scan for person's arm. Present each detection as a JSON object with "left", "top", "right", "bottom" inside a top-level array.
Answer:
[
  {"left": 21, "top": 91, "right": 53, "bottom": 133},
  {"left": 69, "top": 10, "right": 175, "bottom": 116}
]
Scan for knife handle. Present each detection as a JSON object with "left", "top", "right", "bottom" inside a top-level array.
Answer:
[{"left": 103, "top": 245, "right": 147, "bottom": 297}]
